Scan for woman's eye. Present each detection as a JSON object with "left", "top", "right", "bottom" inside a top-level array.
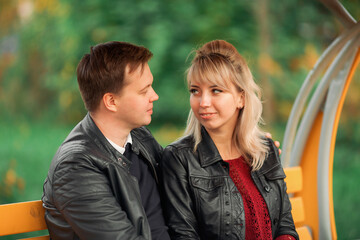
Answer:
[
  {"left": 213, "top": 89, "right": 222, "bottom": 94},
  {"left": 190, "top": 89, "right": 198, "bottom": 94}
]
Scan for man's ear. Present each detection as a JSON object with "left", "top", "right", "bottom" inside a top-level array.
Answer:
[{"left": 102, "top": 93, "right": 117, "bottom": 112}]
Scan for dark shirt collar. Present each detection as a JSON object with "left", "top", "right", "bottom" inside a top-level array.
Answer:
[{"left": 106, "top": 133, "right": 132, "bottom": 154}]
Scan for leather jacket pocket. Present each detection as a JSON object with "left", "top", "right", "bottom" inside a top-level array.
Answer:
[
  {"left": 190, "top": 176, "right": 224, "bottom": 191},
  {"left": 190, "top": 176, "right": 225, "bottom": 239}
]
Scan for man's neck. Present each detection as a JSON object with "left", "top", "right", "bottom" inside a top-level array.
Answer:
[{"left": 90, "top": 112, "right": 131, "bottom": 148}]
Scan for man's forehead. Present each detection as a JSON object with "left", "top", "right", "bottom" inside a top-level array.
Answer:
[
  {"left": 124, "top": 62, "right": 152, "bottom": 86},
  {"left": 125, "top": 62, "right": 147, "bottom": 76}
]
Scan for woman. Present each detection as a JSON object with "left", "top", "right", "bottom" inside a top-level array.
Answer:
[{"left": 161, "top": 40, "right": 299, "bottom": 240}]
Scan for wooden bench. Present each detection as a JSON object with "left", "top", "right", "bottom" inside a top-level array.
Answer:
[
  {"left": 284, "top": 166, "right": 313, "bottom": 240},
  {"left": 0, "top": 166, "right": 311, "bottom": 239},
  {"left": 0, "top": 200, "right": 49, "bottom": 240}
]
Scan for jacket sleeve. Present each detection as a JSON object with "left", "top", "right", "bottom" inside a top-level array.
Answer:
[
  {"left": 276, "top": 179, "right": 299, "bottom": 240},
  {"left": 160, "top": 146, "right": 201, "bottom": 240},
  {"left": 48, "top": 154, "right": 147, "bottom": 240},
  {"left": 267, "top": 139, "right": 299, "bottom": 240}
]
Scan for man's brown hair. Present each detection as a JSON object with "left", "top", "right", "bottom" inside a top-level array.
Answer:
[{"left": 76, "top": 41, "right": 153, "bottom": 112}]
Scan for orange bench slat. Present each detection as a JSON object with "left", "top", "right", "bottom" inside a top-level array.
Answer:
[{"left": 0, "top": 200, "right": 47, "bottom": 236}]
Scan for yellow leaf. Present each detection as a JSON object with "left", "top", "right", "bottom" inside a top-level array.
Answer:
[
  {"left": 5, "top": 169, "right": 17, "bottom": 187},
  {"left": 258, "top": 53, "right": 283, "bottom": 76}
]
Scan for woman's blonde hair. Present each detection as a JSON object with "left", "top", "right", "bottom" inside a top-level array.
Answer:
[{"left": 184, "top": 40, "right": 269, "bottom": 170}]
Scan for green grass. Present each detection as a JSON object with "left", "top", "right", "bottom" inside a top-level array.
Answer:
[
  {"left": 333, "top": 144, "right": 360, "bottom": 239},
  {"left": 0, "top": 121, "right": 359, "bottom": 239},
  {"left": 0, "top": 121, "right": 73, "bottom": 204}
]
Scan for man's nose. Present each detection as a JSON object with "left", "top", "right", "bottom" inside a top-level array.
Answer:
[{"left": 150, "top": 87, "right": 159, "bottom": 102}]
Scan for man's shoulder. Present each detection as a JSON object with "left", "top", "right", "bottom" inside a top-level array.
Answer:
[
  {"left": 61, "top": 121, "right": 93, "bottom": 150},
  {"left": 52, "top": 120, "right": 97, "bottom": 165}
]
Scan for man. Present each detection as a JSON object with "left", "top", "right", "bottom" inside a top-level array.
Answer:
[{"left": 42, "top": 41, "right": 170, "bottom": 239}]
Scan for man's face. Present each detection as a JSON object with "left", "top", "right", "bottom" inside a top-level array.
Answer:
[{"left": 114, "top": 63, "right": 159, "bottom": 130}]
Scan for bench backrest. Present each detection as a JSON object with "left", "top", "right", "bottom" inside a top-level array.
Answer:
[
  {"left": 0, "top": 166, "right": 310, "bottom": 239},
  {"left": 284, "top": 166, "right": 313, "bottom": 240},
  {"left": 0, "top": 200, "right": 49, "bottom": 239}
]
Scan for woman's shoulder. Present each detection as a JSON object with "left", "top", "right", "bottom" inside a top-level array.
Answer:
[
  {"left": 165, "top": 134, "right": 195, "bottom": 151},
  {"left": 258, "top": 138, "right": 286, "bottom": 178},
  {"left": 161, "top": 135, "right": 197, "bottom": 168}
]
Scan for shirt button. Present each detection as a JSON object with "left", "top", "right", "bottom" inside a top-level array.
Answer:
[
  {"left": 226, "top": 212, "right": 230, "bottom": 216},
  {"left": 225, "top": 201, "right": 230, "bottom": 205},
  {"left": 226, "top": 221, "right": 230, "bottom": 225}
]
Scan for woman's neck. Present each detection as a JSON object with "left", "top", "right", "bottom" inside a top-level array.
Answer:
[{"left": 207, "top": 130, "right": 240, "bottom": 160}]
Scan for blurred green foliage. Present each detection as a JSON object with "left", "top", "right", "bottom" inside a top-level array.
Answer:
[
  {"left": 2, "top": 0, "right": 358, "bottom": 126},
  {"left": 0, "top": 0, "right": 360, "bottom": 239}
]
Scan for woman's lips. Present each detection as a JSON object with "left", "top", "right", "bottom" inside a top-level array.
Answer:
[{"left": 199, "top": 112, "right": 215, "bottom": 119}]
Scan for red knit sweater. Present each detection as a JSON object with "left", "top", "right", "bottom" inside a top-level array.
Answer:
[{"left": 226, "top": 157, "right": 295, "bottom": 240}]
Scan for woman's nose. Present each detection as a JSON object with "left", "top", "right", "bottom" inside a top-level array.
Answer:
[{"left": 200, "top": 94, "right": 211, "bottom": 107}]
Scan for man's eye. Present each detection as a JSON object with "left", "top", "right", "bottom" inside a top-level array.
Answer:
[{"left": 140, "top": 88, "right": 149, "bottom": 95}]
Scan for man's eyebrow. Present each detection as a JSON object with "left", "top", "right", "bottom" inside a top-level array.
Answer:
[{"left": 139, "top": 84, "right": 151, "bottom": 92}]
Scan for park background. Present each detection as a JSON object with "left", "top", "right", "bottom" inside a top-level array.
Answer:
[{"left": 0, "top": 0, "right": 359, "bottom": 239}]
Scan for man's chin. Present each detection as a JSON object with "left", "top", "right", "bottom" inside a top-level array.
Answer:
[
  {"left": 137, "top": 118, "right": 152, "bottom": 128},
  {"left": 144, "top": 118, "right": 152, "bottom": 126}
]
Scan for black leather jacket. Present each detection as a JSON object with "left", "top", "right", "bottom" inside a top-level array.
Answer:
[
  {"left": 161, "top": 128, "right": 299, "bottom": 240},
  {"left": 42, "top": 114, "right": 163, "bottom": 240}
]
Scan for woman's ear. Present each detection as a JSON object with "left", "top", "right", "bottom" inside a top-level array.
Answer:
[
  {"left": 237, "top": 91, "right": 245, "bottom": 109},
  {"left": 102, "top": 93, "right": 117, "bottom": 112}
]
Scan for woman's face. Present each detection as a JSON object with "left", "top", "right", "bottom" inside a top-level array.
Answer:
[{"left": 189, "top": 79, "right": 244, "bottom": 135}]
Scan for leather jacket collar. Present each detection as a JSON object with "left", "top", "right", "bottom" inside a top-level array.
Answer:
[
  {"left": 197, "top": 127, "right": 223, "bottom": 167},
  {"left": 196, "top": 126, "right": 282, "bottom": 177},
  {"left": 82, "top": 113, "right": 123, "bottom": 161},
  {"left": 81, "top": 113, "right": 153, "bottom": 174}
]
